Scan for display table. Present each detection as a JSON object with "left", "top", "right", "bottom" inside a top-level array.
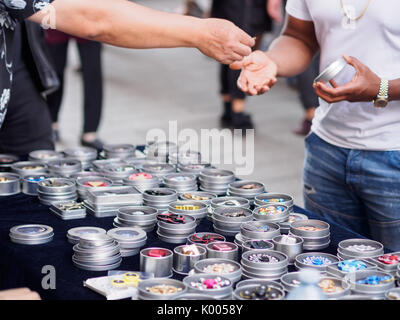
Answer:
[{"left": 0, "top": 193, "right": 366, "bottom": 300}]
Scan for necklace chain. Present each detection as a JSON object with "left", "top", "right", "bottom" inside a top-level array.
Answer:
[{"left": 340, "top": 0, "right": 372, "bottom": 21}]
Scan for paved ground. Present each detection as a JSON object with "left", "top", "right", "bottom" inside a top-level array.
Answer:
[{"left": 55, "top": 0, "right": 307, "bottom": 206}]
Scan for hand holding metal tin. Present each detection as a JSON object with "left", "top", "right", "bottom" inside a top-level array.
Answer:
[{"left": 313, "top": 55, "right": 381, "bottom": 103}]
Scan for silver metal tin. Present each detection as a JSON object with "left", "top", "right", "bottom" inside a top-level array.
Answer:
[
  {"left": 138, "top": 278, "right": 187, "bottom": 300},
  {"left": 290, "top": 220, "right": 330, "bottom": 238},
  {"left": 87, "top": 186, "right": 142, "bottom": 206},
  {"left": 103, "top": 144, "right": 135, "bottom": 159},
  {"left": 168, "top": 200, "right": 208, "bottom": 223},
  {"left": 37, "top": 178, "right": 76, "bottom": 194},
  {"left": 194, "top": 258, "right": 242, "bottom": 284},
  {"left": 385, "top": 287, "right": 400, "bottom": 300},
  {"left": 241, "top": 240, "right": 274, "bottom": 253},
  {"left": 0, "top": 172, "right": 20, "bottom": 195},
  {"left": 157, "top": 223, "right": 196, "bottom": 236},
  {"left": 173, "top": 244, "right": 207, "bottom": 275},
  {"left": 242, "top": 249, "right": 288, "bottom": 271},
  {"left": 272, "top": 235, "right": 303, "bottom": 265},
  {"left": 344, "top": 270, "right": 395, "bottom": 296},
  {"left": 367, "top": 252, "right": 400, "bottom": 273},
  {"left": 29, "top": 150, "right": 64, "bottom": 163},
  {"left": 206, "top": 242, "right": 238, "bottom": 261},
  {"left": 236, "top": 279, "right": 284, "bottom": 291},
  {"left": 146, "top": 141, "right": 178, "bottom": 163},
  {"left": 179, "top": 163, "right": 211, "bottom": 176},
  {"left": 142, "top": 163, "right": 176, "bottom": 178},
  {"left": 76, "top": 176, "right": 113, "bottom": 199},
  {"left": 22, "top": 174, "right": 53, "bottom": 196},
  {"left": 228, "top": 181, "right": 265, "bottom": 201},
  {"left": 278, "top": 213, "right": 309, "bottom": 234},
  {"left": 253, "top": 204, "right": 289, "bottom": 223},
  {"left": 233, "top": 284, "right": 285, "bottom": 300},
  {"left": 118, "top": 206, "right": 157, "bottom": 223},
  {"left": 140, "top": 247, "right": 173, "bottom": 278},
  {"left": 240, "top": 221, "right": 280, "bottom": 240},
  {"left": 254, "top": 192, "right": 294, "bottom": 210},
  {"left": 67, "top": 226, "right": 106, "bottom": 244},
  {"left": 10, "top": 224, "right": 54, "bottom": 245},
  {"left": 314, "top": 57, "right": 347, "bottom": 83},
  {"left": 143, "top": 188, "right": 178, "bottom": 207},
  {"left": 157, "top": 213, "right": 196, "bottom": 229},
  {"left": 101, "top": 164, "right": 136, "bottom": 182},
  {"left": 295, "top": 252, "right": 340, "bottom": 273},
  {"left": 123, "top": 172, "right": 160, "bottom": 193},
  {"left": 0, "top": 154, "right": 19, "bottom": 172},
  {"left": 327, "top": 259, "right": 377, "bottom": 279},
  {"left": 11, "top": 161, "right": 47, "bottom": 176},
  {"left": 47, "top": 159, "right": 82, "bottom": 177},
  {"left": 211, "top": 197, "right": 250, "bottom": 210},
  {"left": 338, "top": 239, "right": 384, "bottom": 258},
  {"left": 183, "top": 273, "right": 233, "bottom": 300},
  {"left": 164, "top": 173, "right": 197, "bottom": 186},
  {"left": 157, "top": 230, "right": 190, "bottom": 244},
  {"left": 212, "top": 207, "right": 253, "bottom": 231},
  {"left": 187, "top": 232, "right": 226, "bottom": 247},
  {"left": 178, "top": 191, "right": 217, "bottom": 205},
  {"left": 318, "top": 277, "right": 351, "bottom": 299}
]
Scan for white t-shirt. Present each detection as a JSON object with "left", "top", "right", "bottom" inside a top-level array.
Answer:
[{"left": 286, "top": 0, "right": 400, "bottom": 150}]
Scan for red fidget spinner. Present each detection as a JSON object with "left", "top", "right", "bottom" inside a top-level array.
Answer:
[
  {"left": 378, "top": 254, "right": 400, "bottom": 265},
  {"left": 148, "top": 249, "right": 168, "bottom": 257},
  {"left": 212, "top": 243, "right": 233, "bottom": 252}
]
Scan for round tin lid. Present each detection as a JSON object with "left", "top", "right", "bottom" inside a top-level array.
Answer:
[{"left": 314, "top": 57, "right": 347, "bottom": 83}]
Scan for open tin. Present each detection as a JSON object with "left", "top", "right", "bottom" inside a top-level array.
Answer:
[
  {"left": 123, "top": 172, "right": 160, "bottom": 193},
  {"left": 295, "top": 252, "right": 339, "bottom": 274},
  {"left": 164, "top": 173, "right": 197, "bottom": 192},
  {"left": 0, "top": 172, "right": 20, "bottom": 196},
  {"left": 0, "top": 154, "right": 19, "bottom": 172},
  {"left": 116, "top": 206, "right": 158, "bottom": 230},
  {"left": 173, "top": 244, "right": 207, "bottom": 275},
  {"left": 344, "top": 269, "right": 395, "bottom": 297},
  {"left": 11, "top": 161, "right": 47, "bottom": 176},
  {"left": 233, "top": 284, "right": 284, "bottom": 300},
  {"left": 103, "top": 144, "right": 135, "bottom": 159},
  {"left": 272, "top": 235, "right": 303, "bottom": 265},
  {"left": 183, "top": 273, "right": 233, "bottom": 300},
  {"left": 29, "top": 150, "right": 64, "bottom": 163},
  {"left": 253, "top": 204, "right": 289, "bottom": 223},
  {"left": 327, "top": 259, "right": 377, "bottom": 279},
  {"left": 143, "top": 188, "right": 178, "bottom": 210},
  {"left": 137, "top": 278, "right": 187, "bottom": 300},
  {"left": 241, "top": 249, "right": 288, "bottom": 280},
  {"left": 140, "top": 247, "right": 173, "bottom": 278},
  {"left": 338, "top": 239, "right": 384, "bottom": 259},
  {"left": 240, "top": 221, "right": 280, "bottom": 240},
  {"left": 168, "top": 200, "right": 208, "bottom": 224},
  {"left": 194, "top": 258, "right": 242, "bottom": 284},
  {"left": 187, "top": 232, "right": 226, "bottom": 248},
  {"left": 64, "top": 147, "right": 97, "bottom": 170},
  {"left": 206, "top": 242, "right": 238, "bottom": 261},
  {"left": 278, "top": 213, "right": 308, "bottom": 234}
]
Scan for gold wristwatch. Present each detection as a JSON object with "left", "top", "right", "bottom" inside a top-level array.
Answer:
[{"left": 373, "top": 79, "right": 389, "bottom": 108}]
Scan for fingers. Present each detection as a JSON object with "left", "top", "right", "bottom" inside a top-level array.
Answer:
[
  {"left": 233, "top": 43, "right": 252, "bottom": 59},
  {"left": 313, "top": 83, "right": 348, "bottom": 103},
  {"left": 314, "top": 81, "right": 354, "bottom": 98},
  {"left": 238, "top": 29, "right": 256, "bottom": 47},
  {"left": 230, "top": 55, "right": 253, "bottom": 70}
]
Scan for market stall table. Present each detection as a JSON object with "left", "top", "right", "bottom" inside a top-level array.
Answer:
[{"left": 0, "top": 193, "right": 367, "bottom": 300}]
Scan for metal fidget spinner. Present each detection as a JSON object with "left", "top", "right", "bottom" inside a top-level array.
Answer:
[
  {"left": 248, "top": 253, "right": 278, "bottom": 263},
  {"left": 157, "top": 213, "right": 186, "bottom": 224},
  {"left": 346, "top": 244, "right": 377, "bottom": 252},
  {"left": 249, "top": 240, "right": 272, "bottom": 249},
  {"left": 183, "top": 193, "right": 210, "bottom": 201},
  {"left": 221, "top": 210, "right": 246, "bottom": 218},
  {"left": 58, "top": 202, "right": 84, "bottom": 211},
  {"left": 240, "top": 285, "right": 281, "bottom": 300},
  {"left": 174, "top": 205, "right": 200, "bottom": 211},
  {"left": 190, "top": 234, "right": 225, "bottom": 244},
  {"left": 378, "top": 254, "right": 400, "bottom": 265},
  {"left": 41, "top": 179, "right": 69, "bottom": 187},
  {"left": 146, "top": 190, "right": 170, "bottom": 196},
  {"left": 146, "top": 284, "right": 182, "bottom": 294}
]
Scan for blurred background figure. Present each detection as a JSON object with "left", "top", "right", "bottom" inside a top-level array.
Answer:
[
  {"left": 211, "top": 0, "right": 279, "bottom": 130},
  {"left": 44, "top": 30, "right": 104, "bottom": 150}
]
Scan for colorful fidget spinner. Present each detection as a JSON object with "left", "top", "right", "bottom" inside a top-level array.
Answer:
[
  {"left": 356, "top": 275, "right": 393, "bottom": 285},
  {"left": 189, "top": 233, "right": 225, "bottom": 244},
  {"left": 337, "top": 260, "right": 368, "bottom": 272},
  {"left": 157, "top": 213, "right": 186, "bottom": 224},
  {"left": 27, "top": 176, "right": 46, "bottom": 182},
  {"left": 190, "top": 277, "right": 230, "bottom": 290},
  {"left": 263, "top": 198, "right": 285, "bottom": 203},
  {"left": 302, "top": 256, "right": 332, "bottom": 266},
  {"left": 257, "top": 205, "right": 285, "bottom": 215},
  {"left": 378, "top": 254, "right": 400, "bottom": 265},
  {"left": 248, "top": 253, "right": 278, "bottom": 263}
]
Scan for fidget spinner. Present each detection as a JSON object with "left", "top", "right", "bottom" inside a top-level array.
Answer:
[
  {"left": 27, "top": 176, "right": 46, "bottom": 182},
  {"left": 212, "top": 243, "right": 233, "bottom": 251},
  {"left": 182, "top": 193, "right": 210, "bottom": 201},
  {"left": 356, "top": 275, "right": 393, "bottom": 285},
  {"left": 84, "top": 181, "right": 108, "bottom": 187},
  {"left": 58, "top": 201, "right": 84, "bottom": 211},
  {"left": 40, "top": 179, "right": 69, "bottom": 187},
  {"left": 174, "top": 205, "right": 200, "bottom": 211},
  {"left": 346, "top": 244, "right": 377, "bottom": 252},
  {"left": 203, "top": 263, "right": 235, "bottom": 274},
  {"left": 248, "top": 253, "right": 278, "bottom": 263},
  {"left": 318, "top": 279, "right": 343, "bottom": 294},
  {"left": 128, "top": 173, "right": 153, "bottom": 181},
  {"left": 338, "top": 260, "right": 368, "bottom": 272},
  {"left": 257, "top": 206, "right": 285, "bottom": 215},
  {"left": 263, "top": 198, "right": 285, "bottom": 203},
  {"left": 378, "top": 254, "right": 400, "bottom": 265},
  {"left": 146, "top": 284, "right": 182, "bottom": 294},
  {"left": 146, "top": 190, "right": 171, "bottom": 196},
  {"left": 239, "top": 285, "right": 281, "bottom": 300},
  {"left": 302, "top": 256, "right": 332, "bottom": 266},
  {"left": 157, "top": 213, "right": 186, "bottom": 224},
  {"left": 189, "top": 234, "right": 225, "bottom": 244},
  {"left": 190, "top": 277, "right": 230, "bottom": 290},
  {"left": 296, "top": 226, "right": 323, "bottom": 232}
]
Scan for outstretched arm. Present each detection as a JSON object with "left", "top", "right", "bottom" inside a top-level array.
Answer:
[
  {"left": 28, "top": 0, "right": 255, "bottom": 64},
  {"left": 230, "top": 15, "right": 319, "bottom": 95}
]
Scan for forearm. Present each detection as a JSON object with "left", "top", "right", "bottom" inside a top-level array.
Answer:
[
  {"left": 388, "top": 79, "right": 400, "bottom": 101},
  {"left": 30, "top": 0, "right": 204, "bottom": 49},
  {"left": 266, "top": 35, "right": 316, "bottom": 77}
]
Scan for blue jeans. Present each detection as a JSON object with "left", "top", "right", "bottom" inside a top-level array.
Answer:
[{"left": 303, "top": 132, "right": 400, "bottom": 251}]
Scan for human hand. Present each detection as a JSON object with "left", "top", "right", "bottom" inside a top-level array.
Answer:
[
  {"left": 267, "top": 0, "right": 283, "bottom": 23},
  {"left": 313, "top": 55, "right": 380, "bottom": 103},
  {"left": 197, "top": 18, "right": 255, "bottom": 64},
  {"left": 0, "top": 288, "right": 41, "bottom": 300},
  {"left": 230, "top": 50, "right": 278, "bottom": 95}
]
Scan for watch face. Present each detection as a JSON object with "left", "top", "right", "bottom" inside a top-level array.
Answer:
[{"left": 375, "top": 98, "right": 388, "bottom": 108}]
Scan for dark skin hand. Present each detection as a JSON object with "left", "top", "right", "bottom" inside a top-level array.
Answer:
[{"left": 314, "top": 55, "right": 381, "bottom": 103}]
